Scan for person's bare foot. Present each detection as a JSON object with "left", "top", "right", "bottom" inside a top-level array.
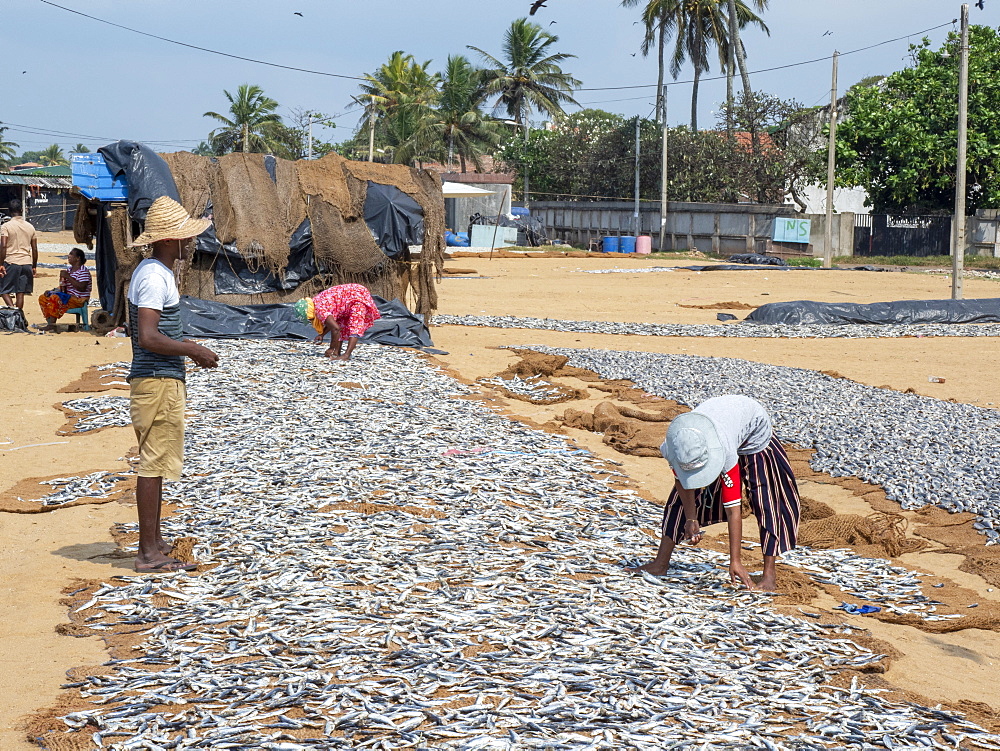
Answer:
[
  {"left": 134, "top": 554, "right": 197, "bottom": 573},
  {"left": 757, "top": 577, "right": 778, "bottom": 592},
  {"left": 156, "top": 538, "right": 173, "bottom": 555},
  {"left": 626, "top": 560, "right": 670, "bottom": 576}
]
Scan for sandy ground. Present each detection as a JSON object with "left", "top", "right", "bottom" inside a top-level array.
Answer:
[{"left": 2, "top": 243, "right": 1000, "bottom": 747}]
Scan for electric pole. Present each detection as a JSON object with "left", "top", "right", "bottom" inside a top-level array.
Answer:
[
  {"left": 823, "top": 51, "right": 839, "bottom": 269},
  {"left": 659, "top": 85, "right": 669, "bottom": 252},
  {"left": 368, "top": 96, "right": 376, "bottom": 162},
  {"left": 953, "top": 3, "right": 970, "bottom": 300},
  {"left": 633, "top": 116, "right": 641, "bottom": 236}
]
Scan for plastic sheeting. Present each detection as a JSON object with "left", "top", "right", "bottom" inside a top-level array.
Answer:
[
  {"left": 97, "top": 141, "right": 180, "bottom": 224},
  {"left": 0, "top": 307, "right": 28, "bottom": 333},
  {"left": 211, "top": 219, "right": 317, "bottom": 295},
  {"left": 364, "top": 182, "right": 424, "bottom": 260},
  {"left": 93, "top": 203, "right": 118, "bottom": 313},
  {"left": 179, "top": 295, "right": 434, "bottom": 348},
  {"left": 728, "top": 253, "right": 787, "bottom": 267},
  {"left": 746, "top": 298, "right": 1000, "bottom": 325}
]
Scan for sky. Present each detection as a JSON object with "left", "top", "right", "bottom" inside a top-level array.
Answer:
[{"left": 0, "top": 0, "right": 989, "bottom": 157}]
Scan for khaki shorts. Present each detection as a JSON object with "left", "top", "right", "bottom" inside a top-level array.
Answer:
[{"left": 130, "top": 377, "right": 186, "bottom": 481}]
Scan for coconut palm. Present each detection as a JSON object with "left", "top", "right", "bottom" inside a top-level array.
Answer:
[
  {"left": 622, "top": 0, "right": 680, "bottom": 122},
  {"left": 73, "top": 143, "right": 91, "bottom": 153},
  {"left": 668, "top": 0, "right": 767, "bottom": 131},
  {"left": 358, "top": 52, "right": 440, "bottom": 164},
  {"left": 204, "top": 84, "right": 284, "bottom": 154},
  {"left": 0, "top": 126, "right": 18, "bottom": 169},
  {"left": 412, "top": 55, "right": 504, "bottom": 172},
  {"left": 468, "top": 18, "right": 580, "bottom": 128},
  {"left": 38, "top": 143, "right": 68, "bottom": 166}
]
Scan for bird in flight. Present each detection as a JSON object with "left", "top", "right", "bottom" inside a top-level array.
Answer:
[
  {"left": 822, "top": 30, "right": 832, "bottom": 36},
  {"left": 293, "top": 11, "right": 303, "bottom": 16},
  {"left": 976, "top": 0, "right": 985, "bottom": 9},
  {"left": 529, "top": 0, "right": 547, "bottom": 15}
]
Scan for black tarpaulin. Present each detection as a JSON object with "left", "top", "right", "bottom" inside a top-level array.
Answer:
[
  {"left": 364, "top": 182, "right": 424, "bottom": 260},
  {"left": 180, "top": 295, "right": 434, "bottom": 348},
  {"left": 98, "top": 141, "right": 180, "bottom": 224},
  {"left": 728, "top": 253, "right": 787, "bottom": 267},
  {"left": 210, "top": 219, "right": 317, "bottom": 295},
  {"left": 746, "top": 298, "right": 1000, "bottom": 325},
  {"left": 0, "top": 307, "right": 28, "bottom": 333}
]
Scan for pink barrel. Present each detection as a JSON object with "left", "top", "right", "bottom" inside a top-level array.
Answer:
[{"left": 636, "top": 235, "right": 652, "bottom": 254}]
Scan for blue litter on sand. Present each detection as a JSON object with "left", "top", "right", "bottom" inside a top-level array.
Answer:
[{"left": 835, "top": 602, "right": 881, "bottom": 615}]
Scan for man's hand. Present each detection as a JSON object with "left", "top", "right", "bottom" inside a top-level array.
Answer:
[
  {"left": 728, "top": 560, "right": 757, "bottom": 590},
  {"left": 32, "top": 267, "right": 38, "bottom": 277},
  {"left": 683, "top": 518, "right": 702, "bottom": 545},
  {"left": 187, "top": 343, "right": 219, "bottom": 369},
  {"left": 0, "top": 266, "right": 5, "bottom": 279}
]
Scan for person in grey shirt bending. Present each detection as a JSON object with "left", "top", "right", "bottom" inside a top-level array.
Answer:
[{"left": 630, "top": 395, "right": 801, "bottom": 591}]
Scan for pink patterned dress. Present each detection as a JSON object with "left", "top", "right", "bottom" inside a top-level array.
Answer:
[{"left": 311, "top": 284, "right": 381, "bottom": 341}]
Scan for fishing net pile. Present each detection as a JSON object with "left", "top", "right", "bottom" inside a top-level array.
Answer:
[{"left": 105, "top": 151, "right": 444, "bottom": 319}]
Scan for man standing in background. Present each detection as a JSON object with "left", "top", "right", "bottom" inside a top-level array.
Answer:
[{"left": 0, "top": 199, "right": 38, "bottom": 310}]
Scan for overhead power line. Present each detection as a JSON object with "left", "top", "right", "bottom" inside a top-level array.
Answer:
[
  {"left": 37, "top": 0, "right": 367, "bottom": 81},
  {"left": 575, "top": 19, "right": 956, "bottom": 92}
]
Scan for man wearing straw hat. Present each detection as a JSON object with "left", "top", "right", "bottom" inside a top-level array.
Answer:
[{"left": 127, "top": 196, "right": 219, "bottom": 573}]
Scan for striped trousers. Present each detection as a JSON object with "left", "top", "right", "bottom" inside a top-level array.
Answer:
[{"left": 661, "top": 434, "right": 801, "bottom": 556}]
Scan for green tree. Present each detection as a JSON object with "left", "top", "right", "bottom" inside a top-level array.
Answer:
[
  {"left": 38, "top": 144, "right": 68, "bottom": 166},
  {"left": 358, "top": 51, "right": 440, "bottom": 164},
  {"left": 718, "top": 91, "right": 825, "bottom": 205},
  {"left": 73, "top": 143, "right": 91, "bottom": 153},
  {"left": 836, "top": 26, "right": 1000, "bottom": 214},
  {"left": 204, "top": 84, "right": 285, "bottom": 154},
  {"left": 0, "top": 126, "right": 18, "bottom": 169},
  {"left": 468, "top": 18, "right": 580, "bottom": 127},
  {"left": 412, "top": 55, "right": 503, "bottom": 172}
]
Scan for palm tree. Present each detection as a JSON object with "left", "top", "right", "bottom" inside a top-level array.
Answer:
[
  {"left": 622, "top": 0, "right": 680, "bottom": 122},
  {"left": 468, "top": 18, "right": 580, "bottom": 128},
  {"left": 73, "top": 143, "right": 91, "bottom": 153},
  {"left": 358, "top": 52, "right": 440, "bottom": 164},
  {"left": 204, "top": 84, "right": 284, "bottom": 154},
  {"left": 39, "top": 144, "right": 68, "bottom": 166},
  {"left": 667, "top": 0, "right": 767, "bottom": 131},
  {"left": 415, "top": 55, "right": 504, "bottom": 172},
  {"left": 0, "top": 126, "right": 18, "bottom": 169}
]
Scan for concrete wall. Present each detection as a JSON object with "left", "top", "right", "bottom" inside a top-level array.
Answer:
[
  {"left": 523, "top": 200, "right": 796, "bottom": 253},
  {"left": 804, "top": 213, "right": 856, "bottom": 258}
]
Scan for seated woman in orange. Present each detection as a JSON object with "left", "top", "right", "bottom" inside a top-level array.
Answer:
[
  {"left": 294, "top": 283, "right": 381, "bottom": 361},
  {"left": 38, "top": 248, "right": 92, "bottom": 332}
]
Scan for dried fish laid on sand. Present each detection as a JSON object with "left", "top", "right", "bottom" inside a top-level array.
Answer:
[
  {"left": 527, "top": 346, "right": 1000, "bottom": 541},
  {"left": 51, "top": 340, "right": 1000, "bottom": 750},
  {"left": 20, "top": 470, "right": 130, "bottom": 507},
  {"left": 435, "top": 313, "right": 1000, "bottom": 339},
  {"left": 575, "top": 266, "right": 679, "bottom": 274},
  {"left": 60, "top": 395, "right": 131, "bottom": 433},
  {"left": 780, "top": 547, "right": 958, "bottom": 621}
]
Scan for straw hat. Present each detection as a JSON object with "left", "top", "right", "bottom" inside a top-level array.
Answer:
[{"left": 129, "top": 196, "right": 212, "bottom": 246}]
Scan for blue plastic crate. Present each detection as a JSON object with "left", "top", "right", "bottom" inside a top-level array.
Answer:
[{"left": 71, "top": 153, "right": 128, "bottom": 201}]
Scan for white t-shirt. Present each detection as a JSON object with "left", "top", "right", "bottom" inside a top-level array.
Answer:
[
  {"left": 128, "top": 259, "right": 179, "bottom": 310},
  {"left": 694, "top": 395, "right": 772, "bottom": 472}
]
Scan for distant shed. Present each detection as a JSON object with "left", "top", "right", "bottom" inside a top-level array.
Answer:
[{"left": 0, "top": 166, "right": 75, "bottom": 231}]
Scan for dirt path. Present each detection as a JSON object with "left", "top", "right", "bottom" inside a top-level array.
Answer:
[{"left": 2, "top": 253, "right": 999, "bottom": 747}]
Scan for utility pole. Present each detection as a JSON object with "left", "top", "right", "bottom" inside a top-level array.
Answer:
[
  {"left": 659, "top": 85, "right": 669, "bottom": 252},
  {"left": 368, "top": 96, "right": 376, "bottom": 162},
  {"left": 952, "top": 3, "right": 970, "bottom": 300},
  {"left": 726, "top": 0, "right": 737, "bottom": 137},
  {"left": 823, "top": 51, "right": 839, "bottom": 269},
  {"left": 523, "top": 119, "right": 530, "bottom": 210},
  {"left": 633, "top": 116, "right": 641, "bottom": 236}
]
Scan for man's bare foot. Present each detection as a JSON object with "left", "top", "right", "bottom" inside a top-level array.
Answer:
[
  {"left": 156, "top": 538, "right": 173, "bottom": 555},
  {"left": 134, "top": 555, "right": 197, "bottom": 573},
  {"left": 757, "top": 577, "right": 778, "bottom": 592},
  {"left": 626, "top": 560, "right": 670, "bottom": 576}
]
